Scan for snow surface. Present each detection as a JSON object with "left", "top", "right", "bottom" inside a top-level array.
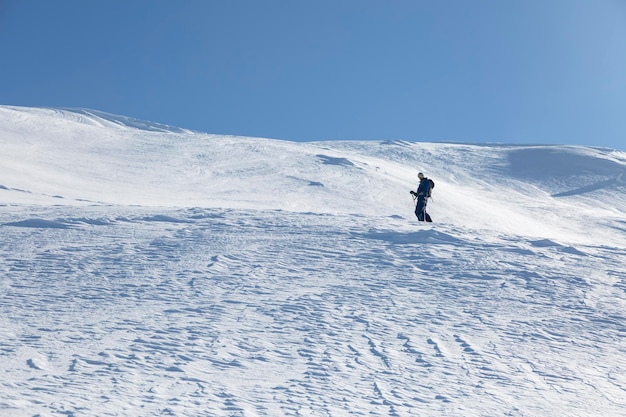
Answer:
[{"left": 1, "top": 105, "right": 625, "bottom": 416}]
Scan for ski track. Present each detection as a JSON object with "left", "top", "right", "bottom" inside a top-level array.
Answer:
[{"left": 0, "top": 206, "right": 624, "bottom": 416}]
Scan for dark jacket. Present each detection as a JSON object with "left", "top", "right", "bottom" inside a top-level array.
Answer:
[{"left": 416, "top": 177, "right": 431, "bottom": 198}]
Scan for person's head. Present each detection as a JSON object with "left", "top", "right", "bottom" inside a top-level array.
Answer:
[{"left": 418, "top": 172, "right": 424, "bottom": 179}]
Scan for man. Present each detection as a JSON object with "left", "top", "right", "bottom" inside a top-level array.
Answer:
[{"left": 410, "top": 172, "right": 432, "bottom": 222}]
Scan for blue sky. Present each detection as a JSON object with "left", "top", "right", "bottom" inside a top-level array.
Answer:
[{"left": 1, "top": 0, "right": 625, "bottom": 150}]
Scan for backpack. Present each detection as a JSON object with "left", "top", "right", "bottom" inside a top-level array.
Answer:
[{"left": 427, "top": 179, "right": 435, "bottom": 197}]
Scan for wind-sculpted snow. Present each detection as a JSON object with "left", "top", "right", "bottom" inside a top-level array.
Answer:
[
  {"left": 0, "top": 207, "right": 624, "bottom": 416},
  {"left": 0, "top": 106, "right": 625, "bottom": 416},
  {"left": 56, "top": 108, "right": 194, "bottom": 134}
]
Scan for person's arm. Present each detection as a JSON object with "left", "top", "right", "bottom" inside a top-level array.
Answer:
[{"left": 416, "top": 180, "right": 426, "bottom": 196}]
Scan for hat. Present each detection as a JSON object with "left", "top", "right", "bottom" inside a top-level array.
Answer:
[{"left": 418, "top": 172, "right": 424, "bottom": 177}]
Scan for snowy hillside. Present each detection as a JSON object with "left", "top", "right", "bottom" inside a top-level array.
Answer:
[{"left": 1, "top": 105, "right": 625, "bottom": 416}]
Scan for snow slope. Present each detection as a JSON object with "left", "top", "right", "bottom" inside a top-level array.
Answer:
[{"left": 0, "top": 105, "right": 625, "bottom": 416}]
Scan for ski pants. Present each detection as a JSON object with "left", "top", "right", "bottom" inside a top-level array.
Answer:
[{"left": 415, "top": 196, "right": 432, "bottom": 222}]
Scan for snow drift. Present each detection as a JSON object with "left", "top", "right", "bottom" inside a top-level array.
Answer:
[{"left": 0, "top": 105, "right": 625, "bottom": 416}]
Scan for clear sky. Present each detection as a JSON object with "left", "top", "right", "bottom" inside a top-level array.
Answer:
[{"left": 1, "top": 0, "right": 625, "bottom": 150}]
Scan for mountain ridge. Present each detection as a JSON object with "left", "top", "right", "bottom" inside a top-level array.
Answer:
[{"left": 1, "top": 105, "right": 624, "bottom": 245}]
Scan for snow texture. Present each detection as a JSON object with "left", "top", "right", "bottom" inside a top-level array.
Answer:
[{"left": 0, "top": 105, "right": 625, "bottom": 416}]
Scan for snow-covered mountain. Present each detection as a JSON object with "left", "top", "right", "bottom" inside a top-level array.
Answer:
[{"left": 1, "top": 105, "right": 625, "bottom": 416}]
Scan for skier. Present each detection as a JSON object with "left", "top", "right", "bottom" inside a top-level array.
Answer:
[{"left": 410, "top": 172, "right": 432, "bottom": 222}]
